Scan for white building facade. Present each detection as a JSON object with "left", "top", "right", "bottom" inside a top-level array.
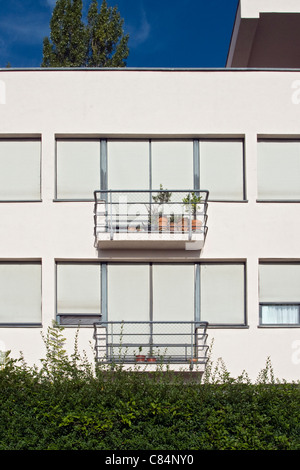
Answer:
[{"left": 1, "top": 0, "right": 300, "bottom": 381}]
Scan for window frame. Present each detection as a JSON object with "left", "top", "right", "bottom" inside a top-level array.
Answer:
[
  {"left": 197, "top": 138, "right": 246, "bottom": 202},
  {"left": 259, "top": 262, "right": 300, "bottom": 327},
  {"left": 54, "top": 137, "right": 246, "bottom": 202},
  {"left": 257, "top": 138, "right": 300, "bottom": 202},
  {"left": 55, "top": 261, "right": 104, "bottom": 327},
  {"left": 55, "top": 261, "right": 247, "bottom": 328},
  {"left": 0, "top": 138, "right": 42, "bottom": 202},
  {"left": 0, "top": 260, "right": 42, "bottom": 327}
]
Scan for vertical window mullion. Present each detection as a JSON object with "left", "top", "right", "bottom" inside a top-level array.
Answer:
[
  {"left": 100, "top": 139, "right": 107, "bottom": 192},
  {"left": 195, "top": 263, "right": 200, "bottom": 322},
  {"left": 101, "top": 263, "right": 107, "bottom": 322},
  {"left": 193, "top": 139, "right": 200, "bottom": 191}
]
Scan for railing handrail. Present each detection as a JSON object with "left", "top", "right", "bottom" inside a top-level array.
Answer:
[{"left": 94, "top": 188, "right": 209, "bottom": 202}]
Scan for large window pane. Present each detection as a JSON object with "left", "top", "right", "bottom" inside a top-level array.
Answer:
[
  {"left": 152, "top": 264, "right": 195, "bottom": 359},
  {"left": 200, "top": 140, "right": 244, "bottom": 200},
  {"left": 152, "top": 264, "right": 194, "bottom": 321},
  {"left": 57, "top": 263, "right": 101, "bottom": 315},
  {"left": 200, "top": 264, "right": 245, "bottom": 324},
  {"left": 0, "top": 140, "right": 41, "bottom": 200},
  {"left": 107, "top": 264, "right": 150, "bottom": 357},
  {"left": 56, "top": 140, "right": 100, "bottom": 199},
  {"left": 107, "top": 264, "right": 149, "bottom": 322},
  {"left": 259, "top": 264, "right": 300, "bottom": 303},
  {"left": 151, "top": 141, "right": 193, "bottom": 191},
  {"left": 107, "top": 141, "right": 149, "bottom": 191},
  {"left": 257, "top": 141, "right": 300, "bottom": 200},
  {"left": 0, "top": 263, "right": 41, "bottom": 324}
]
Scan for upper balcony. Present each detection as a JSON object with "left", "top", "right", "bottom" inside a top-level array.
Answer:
[{"left": 94, "top": 189, "right": 208, "bottom": 250}]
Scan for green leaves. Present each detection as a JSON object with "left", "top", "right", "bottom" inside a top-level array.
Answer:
[
  {"left": 42, "top": 0, "right": 129, "bottom": 68},
  {"left": 0, "top": 332, "right": 300, "bottom": 450}
]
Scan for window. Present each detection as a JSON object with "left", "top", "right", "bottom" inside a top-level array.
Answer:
[
  {"left": 0, "top": 139, "right": 41, "bottom": 200},
  {"left": 56, "top": 263, "right": 102, "bottom": 325},
  {"left": 107, "top": 141, "right": 149, "bottom": 192},
  {"left": 56, "top": 140, "right": 101, "bottom": 199},
  {"left": 259, "top": 263, "right": 300, "bottom": 325},
  {"left": 58, "top": 262, "right": 246, "bottom": 327},
  {"left": 257, "top": 140, "right": 300, "bottom": 200},
  {"left": 151, "top": 141, "right": 194, "bottom": 191},
  {"left": 0, "top": 262, "right": 41, "bottom": 325},
  {"left": 199, "top": 140, "right": 245, "bottom": 200},
  {"left": 200, "top": 263, "right": 246, "bottom": 325},
  {"left": 56, "top": 138, "right": 244, "bottom": 201}
]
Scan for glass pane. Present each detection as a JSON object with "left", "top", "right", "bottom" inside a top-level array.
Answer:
[
  {"left": 151, "top": 141, "right": 193, "bottom": 191},
  {"left": 56, "top": 140, "right": 100, "bottom": 199},
  {"left": 57, "top": 264, "right": 101, "bottom": 314},
  {"left": 0, "top": 140, "right": 40, "bottom": 200},
  {"left": 107, "top": 264, "right": 149, "bottom": 322},
  {"left": 261, "top": 305, "right": 299, "bottom": 324},
  {"left": 152, "top": 264, "right": 195, "bottom": 322},
  {"left": 152, "top": 264, "right": 195, "bottom": 359},
  {"left": 200, "top": 140, "right": 244, "bottom": 200},
  {"left": 259, "top": 264, "right": 300, "bottom": 302},
  {"left": 200, "top": 264, "right": 245, "bottom": 324},
  {"left": 258, "top": 141, "right": 300, "bottom": 200},
  {"left": 0, "top": 263, "right": 41, "bottom": 323},
  {"left": 107, "top": 141, "right": 149, "bottom": 197},
  {"left": 107, "top": 264, "right": 150, "bottom": 358}
]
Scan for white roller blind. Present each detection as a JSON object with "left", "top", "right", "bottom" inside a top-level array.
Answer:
[
  {"left": 259, "top": 264, "right": 300, "bottom": 302},
  {"left": 200, "top": 140, "right": 244, "bottom": 200},
  {"left": 257, "top": 141, "right": 300, "bottom": 200},
  {"left": 200, "top": 264, "right": 245, "bottom": 324},
  {"left": 151, "top": 141, "right": 193, "bottom": 190},
  {"left": 57, "top": 264, "right": 101, "bottom": 314},
  {"left": 107, "top": 264, "right": 149, "bottom": 322},
  {"left": 152, "top": 264, "right": 195, "bottom": 322},
  {"left": 0, "top": 140, "right": 41, "bottom": 200},
  {"left": 0, "top": 263, "right": 41, "bottom": 323},
  {"left": 56, "top": 140, "right": 100, "bottom": 199},
  {"left": 107, "top": 141, "right": 149, "bottom": 191}
]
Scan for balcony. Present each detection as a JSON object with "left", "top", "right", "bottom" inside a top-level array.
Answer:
[
  {"left": 94, "top": 189, "right": 208, "bottom": 250},
  {"left": 93, "top": 321, "right": 209, "bottom": 371}
]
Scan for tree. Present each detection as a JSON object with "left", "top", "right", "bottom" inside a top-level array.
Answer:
[
  {"left": 41, "top": 0, "right": 129, "bottom": 68},
  {"left": 42, "top": 0, "right": 87, "bottom": 67},
  {"left": 87, "top": 0, "right": 129, "bottom": 67}
]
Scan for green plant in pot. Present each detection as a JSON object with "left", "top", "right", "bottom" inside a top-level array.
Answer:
[
  {"left": 182, "top": 191, "right": 203, "bottom": 231},
  {"left": 152, "top": 184, "right": 172, "bottom": 232}
]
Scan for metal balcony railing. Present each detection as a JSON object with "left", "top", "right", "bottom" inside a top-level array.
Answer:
[
  {"left": 93, "top": 321, "right": 209, "bottom": 369},
  {"left": 94, "top": 189, "right": 208, "bottom": 245}
]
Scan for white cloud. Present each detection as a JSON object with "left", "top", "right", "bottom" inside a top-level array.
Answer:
[
  {"left": 128, "top": 8, "right": 151, "bottom": 48},
  {"left": 45, "top": 0, "right": 56, "bottom": 8}
]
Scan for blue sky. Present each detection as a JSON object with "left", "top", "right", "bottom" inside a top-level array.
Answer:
[{"left": 0, "top": 0, "right": 239, "bottom": 68}]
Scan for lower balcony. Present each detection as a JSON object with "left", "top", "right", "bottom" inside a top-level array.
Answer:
[
  {"left": 93, "top": 321, "right": 209, "bottom": 371},
  {"left": 94, "top": 189, "right": 208, "bottom": 250}
]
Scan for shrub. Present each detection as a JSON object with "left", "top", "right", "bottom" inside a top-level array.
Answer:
[{"left": 0, "top": 324, "right": 299, "bottom": 450}]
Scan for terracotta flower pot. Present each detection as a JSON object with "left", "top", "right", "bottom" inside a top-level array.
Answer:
[
  {"left": 159, "top": 216, "right": 168, "bottom": 232},
  {"left": 136, "top": 355, "right": 146, "bottom": 362},
  {"left": 192, "top": 219, "right": 202, "bottom": 232},
  {"left": 181, "top": 217, "right": 188, "bottom": 232},
  {"left": 147, "top": 357, "right": 156, "bottom": 363}
]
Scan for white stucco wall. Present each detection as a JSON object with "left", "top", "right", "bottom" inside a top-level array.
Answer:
[{"left": 0, "top": 69, "right": 300, "bottom": 381}]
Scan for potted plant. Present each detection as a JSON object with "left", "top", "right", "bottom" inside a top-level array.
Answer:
[
  {"left": 146, "top": 356, "right": 156, "bottom": 363},
  {"left": 136, "top": 346, "right": 145, "bottom": 362},
  {"left": 152, "top": 184, "right": 172, "bottom": 232},
  {"left": 169, "top": 213, "right": 175, "bottom": 232},
  {"left": 182, "top": 192, "right": 203, "bottom": 231}
]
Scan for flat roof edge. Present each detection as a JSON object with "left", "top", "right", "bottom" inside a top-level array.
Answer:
[{"left": 1, "top": 67, "right": 300, "bottom": 72}]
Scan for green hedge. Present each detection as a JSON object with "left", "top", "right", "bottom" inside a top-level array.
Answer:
[{"left": 0, "top": 324, "right": 299, "bottom": 450}]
